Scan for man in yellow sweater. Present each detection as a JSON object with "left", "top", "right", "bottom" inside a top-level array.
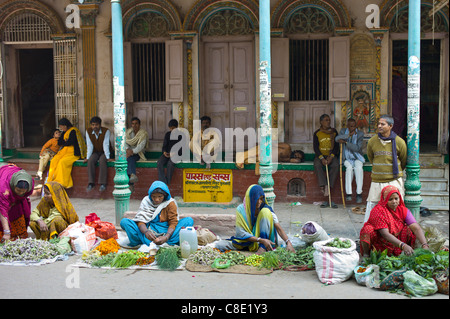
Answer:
[
  {"left": 365, "top": 114, "right": 407, "bottom": 221},
  {"left": 313, "top": 114, "right": 340, "bottom": 208}
]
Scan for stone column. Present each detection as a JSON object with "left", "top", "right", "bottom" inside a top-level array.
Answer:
[{"left": 78, "top": 0, "right": 103, "bottom": 129}]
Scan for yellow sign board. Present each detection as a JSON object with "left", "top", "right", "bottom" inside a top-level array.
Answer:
[{"left": 183, "top": 169, "right": 233, "bottom": 203}]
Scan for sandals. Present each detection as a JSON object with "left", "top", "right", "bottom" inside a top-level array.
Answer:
[
  {"left": 351, "top": 206, "right": 366, "bottom": 215},
  {"left": 320, "top": 201, "right": 338, "bottom": 209}
]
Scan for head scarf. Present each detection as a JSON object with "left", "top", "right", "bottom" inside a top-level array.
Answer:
[
  {"left": 0, "top": 165, "right": 34, "bottom": 225},
  {"left": 148, "top": 181, "right": 171, "bottom": 200},
  {"left": 367, "top": 185, "right": 408, "bottom": 230},
  {"left": 232, "top": 184, "right": 276, "bottom": 251},
  {"left": 244, "top": 184, "right": 272, "bottom": 226},
  {"left": 37, "top": 182, "right": 79, "bottom": 225},
  {"left": 132, "top": 181, "right": 175, "bottom": 224},
  {"left": 64, "top": 126, "right": 87, "bottom": 159},
  {"left": 9, "top": 169, "right": 33, "bottom": 193},
  {"left": 361, "top": 185, "right": 413, "bottom": 256}
]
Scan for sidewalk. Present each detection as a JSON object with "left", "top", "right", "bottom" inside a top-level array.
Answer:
[
  {"left": 1, "top": 195, "right": 446, "bottom": 300},
  {"left": 30, "top": 195, "right": 449, "bottom": 246}
]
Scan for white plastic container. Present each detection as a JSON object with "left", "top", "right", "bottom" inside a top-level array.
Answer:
[
  {"left": 180, "top": 241, "right": 191, "bottom": 258},
  {"left": 179, "top": 226, "right": 198, "bottom": 253}
]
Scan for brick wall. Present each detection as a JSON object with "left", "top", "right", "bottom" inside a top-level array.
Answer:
[{"left": 63, "top": 165, "right": 371, "bottom": 204}]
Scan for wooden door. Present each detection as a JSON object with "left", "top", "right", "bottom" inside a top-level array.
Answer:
[{"left": 203, "top": 41, "right": 255, "bottom": 150}]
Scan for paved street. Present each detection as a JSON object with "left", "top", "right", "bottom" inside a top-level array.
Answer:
[{"left": 1, "top": 196, "right": 448, "bottom": 302}]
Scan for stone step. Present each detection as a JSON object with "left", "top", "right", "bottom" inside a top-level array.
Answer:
[
  {"left": 419, "top": 166, "right": 446, "bottom": 178},
  {"left": 420, "top": 190, "right": 449, "bottom": 211},
  {"left": 420, "top": 177, "right": 448, "bottom": 191},
  {"left": 419, "top": 153, "right": 445, "bottom": 166}
]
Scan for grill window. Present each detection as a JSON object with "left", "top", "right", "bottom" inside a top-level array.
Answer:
[
  {"left": 132, "top": 43, "right": 165, "bottom": 102},
  {"left": 290, "top": 39, "right": 329, "bottom": 101}
]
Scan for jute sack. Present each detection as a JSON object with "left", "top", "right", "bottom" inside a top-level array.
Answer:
[{"left": 196, "top": 226, "right": 217, "bottom": 246}]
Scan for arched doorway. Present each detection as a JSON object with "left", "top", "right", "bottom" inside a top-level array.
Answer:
[
  {"left": 383, "top": 0, "right": 449, "bottom": 153},
  {"left": 184, "top": 0, "right": 259, "bottom": 151},
  {"left": 0, "top": 0, "right": 68, "bottom": 149}
]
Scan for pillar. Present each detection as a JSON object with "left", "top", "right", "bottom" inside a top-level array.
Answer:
[
  {"left": 404, "top": 0, "right": 422, "bottom": 220},
  {"left": 111, "top": 0, "right": 131, "bottom": 225},
  {"left": 258, "top": 0, "right": 275, "bottom": 206},
  {"left": 79, "top": 1, "right": 103, "bottom": 129}
]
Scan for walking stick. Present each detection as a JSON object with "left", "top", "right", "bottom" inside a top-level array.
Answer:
[
  {"left": 340, "top": 143, "right": 346, "bottom": 208},
  {"left": 325, "top": 163, "right": 332, "bottom": 208}
]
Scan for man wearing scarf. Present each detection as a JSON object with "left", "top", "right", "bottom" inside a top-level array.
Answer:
[
  {"left": 336, "top": 118, "right": 365, "bottom": 203},
  {"left": 365, "top": 114, "right": 407, "bottom": 222},
  {"left": 125, "top": 117, "right": 149, "bottom": 191}
]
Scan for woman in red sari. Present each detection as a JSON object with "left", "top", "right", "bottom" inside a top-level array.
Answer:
[{"left": 360, "top": 185, "right": 429, "bottom": 257}]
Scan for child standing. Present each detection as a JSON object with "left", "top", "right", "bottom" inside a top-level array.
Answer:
[{"left": 36, "top": 129, "right": 61, "bottom": 180}]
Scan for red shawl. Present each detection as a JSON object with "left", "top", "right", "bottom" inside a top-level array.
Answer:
[{"left": 360, "top": 185, "right": 415, "bottom": 256}]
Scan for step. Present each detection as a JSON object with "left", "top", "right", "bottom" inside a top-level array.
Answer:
[
  {"left": 419, "top": 153, "right": 445, "bottom": 166},
  {"left": 420, "top": 190, "right": 449, "bottom": 211},
  {"left": 419, "top": 166, "right": 446, "bottom": 178},
  {"left": 420, "top": 177, "right": 448, "bottom": 191}
]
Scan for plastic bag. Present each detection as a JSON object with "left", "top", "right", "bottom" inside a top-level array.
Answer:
[
  {"left": 313, "top": 237, "right": 359, "bottom": 285},
  {"left": 86, "top": 213, "right": 118, "bottom": 240},
  {"left": 365, "top": 264, "right": 381, "bottom": 289},
  {"left": 354, "top": 265, "right": 374, "bottom": 286},
  {"left": 403, "top": 270, "right": 438, "bottom": 297},
  {"left": 420, "top": 224, "right": 447, "bottom": 252},
  {"left": 211, "top": 258, "right": 231, "bottom": 269},
  {"left": 54, "top": 236, "right": 72, "bottom": 254},
  {"left": 85, "top": 213, "right": 101, "bottom": 224},
  {"left": 59, "top": 222, "right": 97, "bottom": 253},
  {"left": 434, "top": 271, "right": 449, "bottom": 295},
  {"left": 301, "top": 221, "right": 330, "bottom": 244}
]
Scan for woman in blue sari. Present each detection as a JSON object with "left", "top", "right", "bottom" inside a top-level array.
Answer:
[
  {"left": 120, "top": 181, "right": 193, "bottom": 247},
  {"left": 216, "top": 184, "right": 294, "bottom": 254}
]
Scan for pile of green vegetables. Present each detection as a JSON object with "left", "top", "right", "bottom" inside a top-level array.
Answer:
[
  {"left": 259, "top": 246, "right": 316, "bottom": 270},
  {"left": 219, "top": 250, "right": 246, "bottom": 266},
  {"left": 155, "top": 246, "right": 181, "bottom": 271},
  {"left": 325, "top": 238, "right": 352, "bottom": 249},
  {"left": 361, "top": 248, "right": 449, "bottom": 282},
  {"left": 82, "top": 249, "right": 147, "bottom": 268}
]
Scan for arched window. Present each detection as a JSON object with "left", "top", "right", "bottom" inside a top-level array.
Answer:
[{"left": 2, "top": 13, "right": 51, "bottom": 42}]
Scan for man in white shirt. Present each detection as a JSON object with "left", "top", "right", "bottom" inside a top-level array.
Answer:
[
  {"left": 125, "top": 117, "right": 149, "bottom": 191},
  {"left": 84, "top": 116, "right": 113, "bottom": 192}
]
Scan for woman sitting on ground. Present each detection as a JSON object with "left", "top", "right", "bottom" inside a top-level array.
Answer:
[
  {"left": 120, "top": 181, "right": 194, "bottom": 247},
  {"left": 0, "top": 165, "right": 34, "bottom": 242},
  {"left": 215, "top": 184, "right": 295, "bottom": 254},
  {"left": 29, "top": 181, "right": 79, "bottom": 240},
  {"left": 359, "top": 185, "right": 429, "bottom": 257}
]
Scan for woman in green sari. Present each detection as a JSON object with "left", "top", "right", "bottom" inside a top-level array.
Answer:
[{"left": 216, "top": 184, "right": 294, "bottom": 254}]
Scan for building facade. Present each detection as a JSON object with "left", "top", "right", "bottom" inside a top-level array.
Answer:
[{"left": 0, "top": 0, "right": 448, "bottom": 156}]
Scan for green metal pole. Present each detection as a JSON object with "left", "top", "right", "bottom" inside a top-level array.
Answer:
[
  {"left": 404, "top": 0, "right": 422, "bottom": 221},
  {"left": 258, "top": 0, "right": 275, "bottom": 206},
  {"left": 111, "top": 0, "right": 131, "bottom": 225}
]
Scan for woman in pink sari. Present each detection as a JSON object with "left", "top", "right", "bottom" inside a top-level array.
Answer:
[
  {"left": 0, "top": 164, "right": 34, "bottom": 242},
  {"left": 360, "top": 185, "right": 429, "bottom": 257}
]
